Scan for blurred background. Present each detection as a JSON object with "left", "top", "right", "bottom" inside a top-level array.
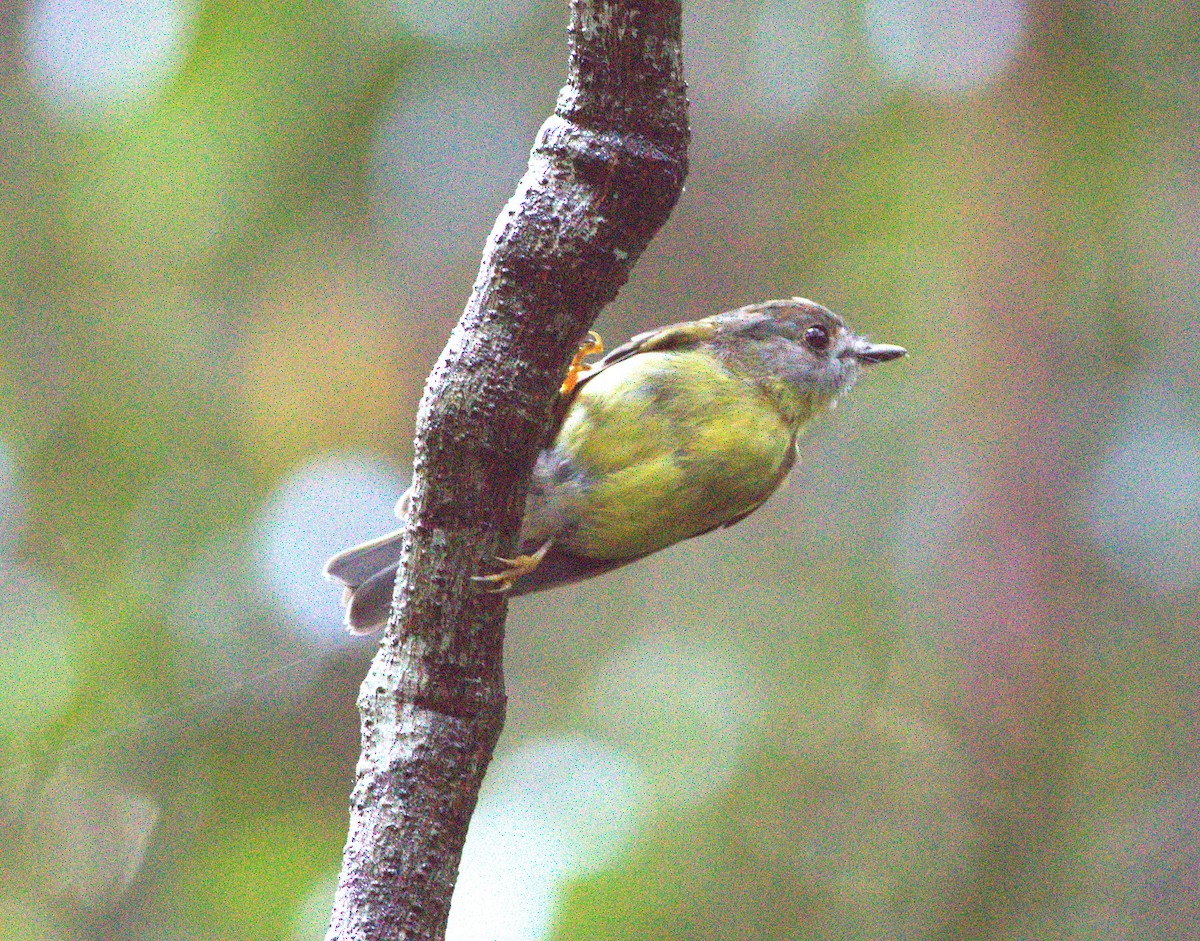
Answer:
[{"left": 1, "top": 0, "right": 1198, "bottom": 938}]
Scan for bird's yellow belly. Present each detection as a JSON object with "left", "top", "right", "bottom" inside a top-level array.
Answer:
[{"left": 539, "top": 350, "right": 800, "bottom": 560}]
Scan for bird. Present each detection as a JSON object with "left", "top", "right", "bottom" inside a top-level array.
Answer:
[{"left": 324, "top": 297, "right": 906, "bottom": 632}]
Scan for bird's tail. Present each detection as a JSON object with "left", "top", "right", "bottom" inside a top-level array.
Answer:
[{"left": 323, "top": 528, "right": 405, "bottom": 633}]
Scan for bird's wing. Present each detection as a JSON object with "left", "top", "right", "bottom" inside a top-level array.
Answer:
[
  {"left": 592, "top": 318, "right": 719, "bottom": 370},
  {"left": 548, "top": 317, "right": 721, "bottom": 427},
  {"left": 686, "top": 432, "right": 799, "bottom": 539},
  {"left": 573, "top": 306, "right": 779, "bottom": 386}
]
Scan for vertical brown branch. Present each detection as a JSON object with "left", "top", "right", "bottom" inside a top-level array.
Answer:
[{"left": 324, "top": 1, "right": 688, "bottom": 938}]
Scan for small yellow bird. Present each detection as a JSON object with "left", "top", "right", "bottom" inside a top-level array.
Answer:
[{"left": 325, "top": 297, "right": 905, "bottom": 632}]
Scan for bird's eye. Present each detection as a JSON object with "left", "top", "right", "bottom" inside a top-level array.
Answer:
[{"left": 804, "top": 324, "right": 830, "bottom": 352}]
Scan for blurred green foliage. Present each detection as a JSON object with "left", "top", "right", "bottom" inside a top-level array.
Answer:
[{"left": 1, "top": 1, "right": 1199, "bottom": 939}]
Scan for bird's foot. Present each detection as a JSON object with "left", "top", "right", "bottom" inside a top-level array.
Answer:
[
  {"left": 560, "top": 331, "right": 604, "bottom": 395},
  {"left": 471, "top": 540, "right": 553, "bottom": 594}
]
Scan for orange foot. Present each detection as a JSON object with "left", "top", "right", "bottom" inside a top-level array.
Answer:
[
  {"left": 471, "top": 540, "right": 553, "bottom": 594},
  {"left": 560, "top": 331, "right": 604, "bottom": 396}
]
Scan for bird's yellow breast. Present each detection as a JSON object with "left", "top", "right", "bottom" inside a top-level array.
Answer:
[{"left": 538, "top": 349, "right": 807, "bottom": 560}]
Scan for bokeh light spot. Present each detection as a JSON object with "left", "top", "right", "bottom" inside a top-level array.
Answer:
[
  {"left": 292, "top": 870, "right": 340, "bottom": 941},
  {"left": 447, "top": 736, "right": 648, "bottom": 941},
  {"left": 370, "top": 64, "right": 539, "bottom": 264},
  {"left": 23, "top": 0, "right": 196, "bottom": 122},
  {"left": 167, "top": 527, "right": 302, "bottom": 706},
  {"left": 252, "top": 452, "right": 407, "bottom": 641},
  {"left": 1087, "top": 410, "right": 1200, "bottom": 593},
  {"left": 480, "top": 735, "right": 649, "bottom": 875},
  {"left": 864, "top": 0, "right": 1025, "bottom": 95},
  {"left": 387, "top": 0, "right": 543, "bottom": 45},
  {"left": 447, "top": 813, "right": 566, "bottom": 941},
  {"left": 748, "top": 0, "right": 843, "bottom": 117}
]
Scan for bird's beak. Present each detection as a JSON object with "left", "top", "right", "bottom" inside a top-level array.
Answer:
[{"left": 850, "top": 339, "right": 907, "bottom": 364}]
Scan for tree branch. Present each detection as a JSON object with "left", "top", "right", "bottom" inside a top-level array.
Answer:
[{"left": 324, "top": 2, "right": 688, "bottom": 938}]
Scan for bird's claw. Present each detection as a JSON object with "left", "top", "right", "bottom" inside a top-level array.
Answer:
[
  {"left": 471, "top": 540, "right": 553, "bottom": 593},
  {"left": 560, "top": 331, "right": 604, "bottom": 396}
]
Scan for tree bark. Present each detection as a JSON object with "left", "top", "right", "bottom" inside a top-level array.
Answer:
[{"left": 324, "top": 2, "right": 688, "bottom": 939}]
